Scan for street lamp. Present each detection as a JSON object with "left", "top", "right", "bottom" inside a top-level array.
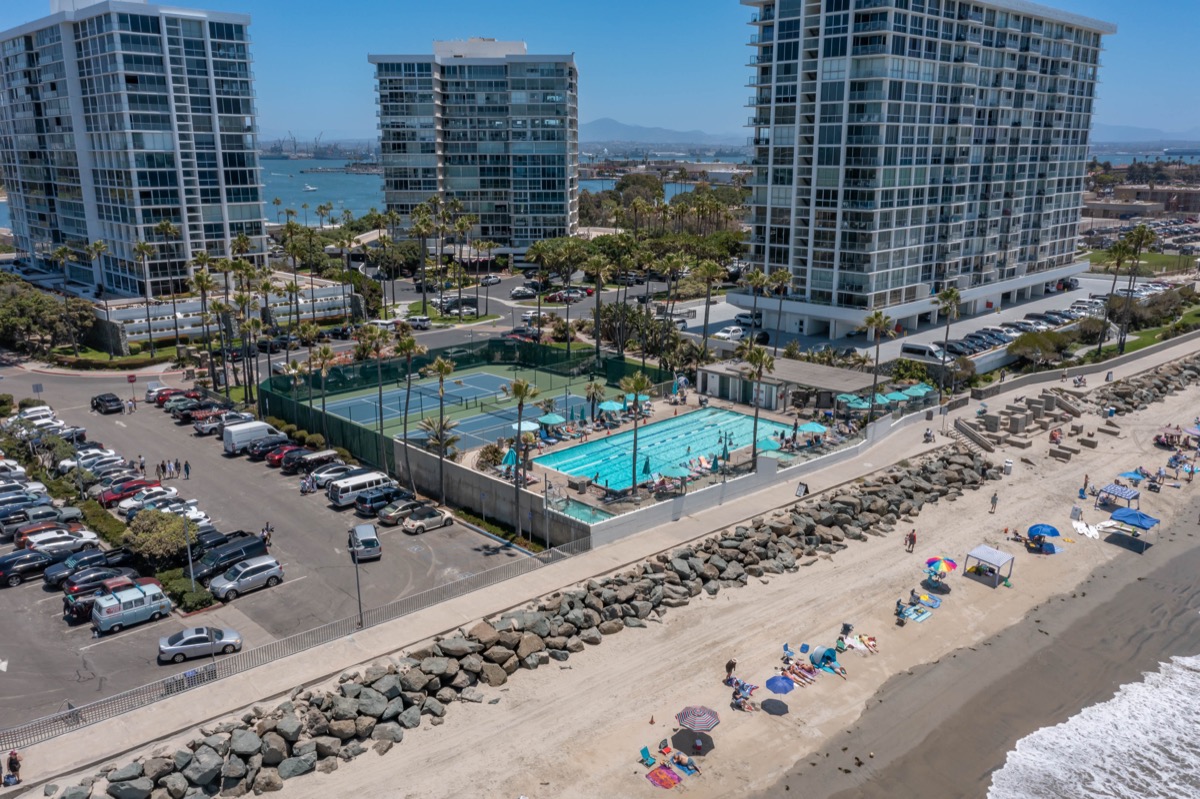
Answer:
[{"left": 350, "top": 529, "right": 364, "bottom": 628}]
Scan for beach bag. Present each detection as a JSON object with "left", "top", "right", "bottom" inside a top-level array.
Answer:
[{"left": 3, "top": 774, "right": 17, "bottom": 786}]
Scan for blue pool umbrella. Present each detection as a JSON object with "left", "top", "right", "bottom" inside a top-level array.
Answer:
[
  {"left": 757, "top": 437, "right": 781, "bottom": 451},
  {"left": 501, "top": 448, "right": 518, "bottom": 467},
  {"left": 874, "top": 393, "right": 892, "bottom": 405},
  {"left": 626, "top": 393, "right": 650, "bottom": 403},
  {"left": 721, "top": 441, "right": 730, "bottom": 461},
  {"left": 512, "top": 420, "right": 539, "bottom": 433},
  {"left": 885, "top": 391, "right": 910, "bottom": 402},
  {"left": 1028, "top": 523, "right": 1060, "bottom": 538},
  {"left": 835, "top": 393, "right": 858, "bottom": 403},
  {"left": 1118, "top": 471, "right": 1145, "bottom": 482},
  {"left": 765, "top": 675, "right": 795, "bottom": 695},
  {"left": 598, "top": 400, "right": 624, "bottom": 412},
  {"left": 846, "top": 398, "right": 871, "bottom": 410},
  {"left": 671, "top": 380, "right": 679, "bottom": 395},
  {"left": 660, "top": 465, "right": 692, "bottom": 479},
  {"left": 904, "top": 383, "right": 934, "bottom": 397},
  {"left": 538, "top": 413, "right": 566, "bottom": 425},
  {"left": 642, "top": 456, "right": 652, "bottom": 476},
  {"left": 798, "top": 421, "right": 827, "bottom": 434}
]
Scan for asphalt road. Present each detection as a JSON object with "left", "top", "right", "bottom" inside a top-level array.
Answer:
[{"left": 0, "top": 366, "right": 522, "bottom": 727}]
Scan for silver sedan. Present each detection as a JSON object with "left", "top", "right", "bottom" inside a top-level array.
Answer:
[{"left": 157, "top": 626, "right": 243, "bottom": 664}]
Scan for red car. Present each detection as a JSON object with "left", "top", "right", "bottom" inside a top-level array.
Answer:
[
  {"left": 154, "top": 389, "right": 185, "bottom": 407},
  {"left": 265, "top": 445, "right": 302, "bottom": 467},
  {"left": 183, "top": 389, "right": 205, "bottom": 400},
  {"left": 100, "top": 479, "right": 161, "bottom": 508}
]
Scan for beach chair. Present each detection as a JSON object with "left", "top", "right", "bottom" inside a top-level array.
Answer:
[
  {"left": 638, "top": 746, "right": 656, "bottom": 767},
  {"left": 783, "top": 643, "right": 797, "bottom": 662}
]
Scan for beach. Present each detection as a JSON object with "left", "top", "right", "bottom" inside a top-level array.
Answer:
[{"left": 266, "top": 381, "right": 1200, "bottom": 799}]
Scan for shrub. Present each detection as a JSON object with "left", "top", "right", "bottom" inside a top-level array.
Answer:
[
  {"left": 333, "top": 446, "right": 356, "bottom": 465},
  {"left": 124, "top": 510, "right": 195, "bottom": 570},
  {"left": 281, "top": 424, "right": 297, "bottom": 437},
  {"left": 892, "top": 359, "right": 929, "bottom": 383},
  {"left": 0, "top": 394, "right": 12, "bottom": 416},
  {"left": 180, "top": 589, "right": 214, "bottom": 612},
  {"left": 264, "top": 416, "right": 284, "bottom": 429},
  {"left": 127, "top": 342, "right": 143, "bottom": 355},
  {"left": 80, "top": 499, "right": 127, "bottom": 547},
  {"left": 18, "top": 397, "right": 47, "bottom": 409},
  {"left": 305, "top": 433, "right": 326, "bottom": 449},
  {"left": 156, "top": 567, "right": 185, "bottom": 584},
  {"left": 476, "top": 442, "right": 504, "bottom": 471},
  {"left": 292, "top": 430, "right": 308, "bottom": 446}
]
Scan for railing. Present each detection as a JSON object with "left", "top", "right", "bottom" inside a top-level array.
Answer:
[{"left": 0, "top": 536, "right": 593, "bottom": 751}]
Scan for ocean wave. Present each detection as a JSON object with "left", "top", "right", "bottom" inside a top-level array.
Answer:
[{"left": 988, "top": 654, "right": 1200, "bottom": 798}]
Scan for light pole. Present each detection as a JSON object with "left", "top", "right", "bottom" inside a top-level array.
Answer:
[
  {"left": 184, "top": 523, "right": 196, "bottom": 593},
  {"left": 352, "top": 547, "right": 364, "bottom": 628}
]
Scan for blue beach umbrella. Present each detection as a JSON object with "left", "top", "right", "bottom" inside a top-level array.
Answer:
[
  {"left": 512, "top": 420, "right": 539, "bottom": 433},
  {"left": 885, "top": 391, "right": 910, "bottom": 403},
  {"left": 757, "top": 437, "right": 781, "bottom": 451},
  {"left": 1118, "top": 471, "right": 1144, "bottom": 482},
  {"left": 722, "top": 441, "right": 730, "bottom": 461},
  {"left": 538, "top": 413, "right": 566, "bottom": 425},
  {"left": 904, "top": 383, "right": 934, "bottom": 397},
  {"left": 501, "top": 448, "right": 518, "bottom": 467},
  {"left": 598, "top": 400, "right": 623, "bottom": 413},
  {"left": 1028, "top": 523, "right": 1060, "bottom": 538},
  {"left": 873, "top": 393, "right": 892, "bottom": 406},
  {"left": 626, "top": 393, "right": 650, "bottom": 403},
  {"left": 642, "top": 456, "right": 652, "bottom": 476},
  {"left": 798, "top": 421, "right": 827, "bottom": 434},
  {"left": 765, "top": 675, "right": 796, "bottom": 695}
]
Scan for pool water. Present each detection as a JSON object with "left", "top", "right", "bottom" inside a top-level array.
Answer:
[
  {"left": 535, "top": 407, "right": 795, "bottom": 492},
  {"left": 553, "top": 498, "right": 615, "bottom": 524}
]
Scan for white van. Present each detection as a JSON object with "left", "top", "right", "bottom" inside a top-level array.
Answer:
[
  {"left": 4, "top": 405, "right": 55, "bottom": 429},
  {"left": 899, "top": 342, "right": 950, "bottom": 362},
  {"left": 222, "top": 421, "right": 281, "bottom": 455},
  {"left": 326, "top": 470, "right": 394, "bottom": 508},
  {"left": 92, "top": 582, "right": 172, "bottom": 634}
]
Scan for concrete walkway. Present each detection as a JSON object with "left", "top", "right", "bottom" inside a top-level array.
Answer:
[{"left": 20, "top": 334, "right": 1200, "bottom": 786}]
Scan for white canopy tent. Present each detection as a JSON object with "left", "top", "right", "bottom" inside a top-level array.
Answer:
[{"left": 964, "top": 544, "right": 1014, "bottom": 587}]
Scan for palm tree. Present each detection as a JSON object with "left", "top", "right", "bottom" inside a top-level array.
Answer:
[
  {"left": 692, "top": 259, "right": 725, "bottom": 354},
  {"left": 244, "top": 316, "right": 262, "bottom": 403},
  {"left": 582, "top": 254, "right": 611, "bottom": 368},
  {"left": 768, "top": 268, "right": 791, "bottom": 356},
  {"left": 257, "top": 276, "right": 277, "bottom": 379},
  {"left": 154, "top": 220, "right": 181, "bottom": 346},
  {"left": 334, "top": 229, "right": 356, "bottom": 322},
  {"left": 1117, "top": 225, "right": 1157, "bottom": 353},
  {"left": 934, "top": 286, "right": 961, "bottom": 404},
  {"left": 283, "top": 280, "right": 302, "bottom": 341},
  {"left": 394, "top": 333, "right": 427, "bottom": 497},
  {"left": 418, "top": 416, "right": 460, "bottom": 473},
  {"left": 584, "top": 380, "right": 606, "bottom": 422},
  {"left": 741, "top": 268, "right": 768, "bottom": 330},
  {"left": 134, "top": 240, "right": 157, "bottom": 356},
  {"left": 1096, "top": 238, "right": 1132, "bottom": 357},
  {"left": 360, "top": 325, "right": 392, "bottom": 470},
  {"left": 620, "top": 371, "right": 655, "bottom": 496},
  {"left": 422, "top": 356, "right": 455, "bottom": 504},
  {"left": 859, "top": 310, "right": 896, "bottom": 423},
  {"left": 311, "top": 343, "right": 337, "bottom": 443},
  {"left": 410, "top": 203, "right": 435, "bottom": 314},
  {"left": 272, "top": 197, "right": 282, "bottom": 224},
  {"left": 297, "top": 321, "right": 320, "bottom": 405},
  {"left": 736, "top": 341, "right": 775, "bottom": 471},
  {"left": 557, "top": 239, "right": 589, "bottom": 357},
  {"left": 474, "top": 239, "right": 499, "bottom": 314},
  {"left": 190, "top": 253, "right": 218, "bottom": 382},
  {"left": 87, "top": 240, "right": 113, "bottom": 358},
  {"left": 502, "top": 378, "right": 540, "bottom": 538}
]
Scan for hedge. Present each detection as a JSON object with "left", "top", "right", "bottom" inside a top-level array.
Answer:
[
  {"left": 0, "top": 394, "right": 12, "bottom": 416},
  {"left": 333, "top": 447, "right": 356, "bottom": 465},
  {"left": 305, "top": 434, "right": 325, "bottom": 449},
  {"left": 292, "top": 430, "right": 308, "bottom": 446},
  {"left": 80, "top": 499, "right": 128, "bottom": 548},
  {"left": 49, "top": 353, "right": 173, "bottom": 371},
  {"left": 18, "top": 397, "right": 47, "bottom": 409},
  {"left": 181, "top": 589, "right": 214, "bottom": 612}
]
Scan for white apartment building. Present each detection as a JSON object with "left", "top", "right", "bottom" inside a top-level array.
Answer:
[
  {"left": 369, "top": 39, "right": 579, "bottom": 251},
  {"left": 0, "top": 0, "right": 266, "bottom": 299},
  {"left": 737, "top": 0, "right": 1116, "bottom": 339}
]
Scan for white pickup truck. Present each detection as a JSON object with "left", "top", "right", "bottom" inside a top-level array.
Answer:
[{"left": 193, "top": 411, "right": 254, "bottom": 437}]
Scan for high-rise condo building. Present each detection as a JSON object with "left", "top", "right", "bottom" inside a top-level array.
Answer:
[
  {"left": 0, "top": 0, "right": 265, "bottom": 298},
  {"left": 370, "top": 39, "right": 578, "bottom": 250},
  {"left": 739, "top": 0, "right": 1115, "bottom": 338}
]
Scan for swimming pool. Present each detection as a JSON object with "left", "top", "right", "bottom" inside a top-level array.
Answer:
[
  {"left": 553, "top": 498, "right": 616, "bottom": 524},
  {"left": 534, "top": 407, "right": 795, "bottom": 492}
]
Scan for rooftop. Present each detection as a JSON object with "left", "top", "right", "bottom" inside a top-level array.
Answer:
[{"left": 700, "top": 358, "right": 877, "bottom": 395}]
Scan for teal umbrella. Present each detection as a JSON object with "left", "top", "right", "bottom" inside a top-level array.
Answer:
[
  {"left": 538, "top": 413, "right": 566, "bottom": 425},
  {"left": 845, "top": 398, "right": 870, "bottom": 410},
  {"left": 798, "top": 421, "right": 827, "bottom": 434},
  {"left": 885, "top": 391, "right": 910, "bottom": 403},
  {"left": 598, "top": 400, "right": 623, "bottom": 412},
  {"left": 501, "top": 447, "right": 518, "bottom": 466},
  {"left": 722, "top": 441, "right": 730, "bottom": 461},
  {"left": 873, "top": 393, "right": 892, "bottom": 405},
  {"left": 642, "top": 456, "right": 652, "bottom": 476},
  {"left": 757, "top": 437, "right": 781, "bottom": 451},
  {"left": 835, "top": 393, "right": 858, "bottom": 403},
  {"left": 903, "top": 383, "right": 933, "bottom": 397},
  {"left": 660, "top": 465, "right": 692, "bottom": 479},
  {"left": 626, "top": 393, "right": 651, "bottom": 403}
]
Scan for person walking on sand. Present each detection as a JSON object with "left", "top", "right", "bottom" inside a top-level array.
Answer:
[
  {"left": 174, "top": 458, "right": 181, "bottom": 479},
  {"left": 6, "top": 749, "right": 22, "bottom": 785},
  {"left": 725, "top": 657, "right": 738, "bottom": 682},
  {"left": 990, "top": 492, "right": 999, "bottom": 513},
  {"left": 155, "top": 463, "right": 162, "bottom": 481},
  {"left": 183, "top": 460, "right": 191, "bottom": 480},
  {"left": 907, "top": 529, "right": 917, "bottom": 553}
]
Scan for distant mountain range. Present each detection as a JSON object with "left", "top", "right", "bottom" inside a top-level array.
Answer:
[
  {"left": 1092, "top": 122, "right": 1200, "bottom": 143},
  {"left": 580, "top": 118, "right": 744, "bottom": 146}
]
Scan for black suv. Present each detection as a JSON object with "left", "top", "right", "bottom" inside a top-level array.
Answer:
[
  {"left": 91, "top": 393, "right": 124, "bottom": 414},
  {"left": 43, "top": 548, "right": 135, "bottom": 588},
  {"left": 0, "top": 549, "right": 62, "bottom": 587},
  {"left": 186, "top": 535, "right": 268, "bottom": 585},
  {"left": 62, "top": 566, "right": 139, "bottom": 596},
  {"left": 354, "top": 485, "right": 411, "bottom": 517},
  {"left": 247, "top": 434, "right": 290, "bottom": 460},
  {"left": 256, "top": 338, "right": 283, "bottom": 353}
]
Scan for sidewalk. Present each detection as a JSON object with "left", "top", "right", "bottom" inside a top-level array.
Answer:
[{"left": 22, "top": 333, "right": 1200, "bottom": 785}]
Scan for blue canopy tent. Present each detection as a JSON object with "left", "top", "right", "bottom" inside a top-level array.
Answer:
[
  {"left": 808, "top": 645, "right": 843, "bottom": 675},
  {"left": 1095, "top": 483, "right": 1140, "bottom": 509},
  {"left": 1105, "top": 508, "right": 1160, "bottom": 554}
]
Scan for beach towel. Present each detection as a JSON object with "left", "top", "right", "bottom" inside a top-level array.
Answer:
[
  {"left": 903, "top": 605, "right": 932, "bottom": 623},
  {"left": 918, "top": 594, "right": 941, "bottom": 609},
  {"left": 675, "top": 762, "right": 699, "bottom": 776},
  {"left": 646, "top": 766, "right": 682, "bottom": 789}
]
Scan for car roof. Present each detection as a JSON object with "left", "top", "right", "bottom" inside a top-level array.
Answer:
[{"left": 233, "top": 555, "right": 278, "bottom": 569}]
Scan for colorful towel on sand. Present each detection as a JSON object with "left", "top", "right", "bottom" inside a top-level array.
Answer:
[
  {"left": 676, "top": 761, "right": 699, "bottom": 776},
  {"left": 646, "top": 765, "right": 682, "bottom": 788},
  {"left": 918, "top": 594, "right": 941, "bottom": 609},
  {"left": 903, "top": 605, "right": 932, "bottom": 623}
]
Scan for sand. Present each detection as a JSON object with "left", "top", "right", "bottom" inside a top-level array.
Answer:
[{"left": 265, "top": 382, "right": 1200, "bottom": 799}]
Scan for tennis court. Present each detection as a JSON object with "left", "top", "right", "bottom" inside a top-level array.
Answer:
[
  {"left": 405, "top": 390, "right": 591, "bottom": 451},
  {"left": 324, "top": 371, "right": 514, "bottom": 426}
]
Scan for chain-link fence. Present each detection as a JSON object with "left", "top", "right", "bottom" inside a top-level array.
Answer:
[{"left": 0, "top": 537, "right": 593, "bottom": 751}]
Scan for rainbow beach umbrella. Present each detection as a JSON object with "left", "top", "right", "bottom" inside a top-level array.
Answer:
[{"left": 925, "top": 557, "right": 958, "bottom": 574}]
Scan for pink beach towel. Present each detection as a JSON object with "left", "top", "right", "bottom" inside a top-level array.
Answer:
[{"left": 645, "top": 765, "right": 682, "bottom": 789}]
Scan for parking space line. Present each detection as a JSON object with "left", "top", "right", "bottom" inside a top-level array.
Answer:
[{"left": 35, "top": 594, "right": 63, "bottom": 604}]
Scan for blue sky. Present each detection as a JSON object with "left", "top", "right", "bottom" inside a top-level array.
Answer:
[{"left": 1, "top": 0, "right": 1195, "bottom": 139}]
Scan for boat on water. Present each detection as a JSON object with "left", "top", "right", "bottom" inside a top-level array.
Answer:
[{"left": 302, "top": 184, "right": 317, "bottom": 192}]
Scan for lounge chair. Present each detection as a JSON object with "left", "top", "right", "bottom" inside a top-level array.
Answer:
[
  {"left": 639, "top": 746, "right": 656, "bottom": 767},
  {"left": 783, "top": 643, "right": 797, "bottom": 662}
]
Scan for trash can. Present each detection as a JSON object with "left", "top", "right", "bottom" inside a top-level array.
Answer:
[
  {"left": 1003, "top": 459, "right": 1013, "bottom": 475},
  {"left": 1105, "top": 370, "right": 1114, "bottom": 382},
  {"left": 1107, "top": 407, "right": 1116, "bottom": 418}
]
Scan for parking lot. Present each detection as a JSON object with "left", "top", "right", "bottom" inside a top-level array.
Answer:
[{"left": 0, "top": 367, "right": 521, "bottom": 727}]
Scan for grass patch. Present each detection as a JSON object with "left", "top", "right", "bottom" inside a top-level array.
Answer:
[
  {"left": 1084, "top": 250, "right": 1195, "bottom": 276},
  {"left": 405, "top": 301, "right": 501, "bottom": 325},
  {"left": 50, "top": 346, "right": 174, "bottom": 370},
  {"left": 454, "top": 507, "right": 544, "bottom": 553}
]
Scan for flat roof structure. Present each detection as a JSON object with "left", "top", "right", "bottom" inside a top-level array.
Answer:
[{"left": 700, "top": 359, "right": 877, "bottom": 395}]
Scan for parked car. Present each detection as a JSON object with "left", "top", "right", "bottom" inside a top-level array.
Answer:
[
  {"left": 186, "top": 535, "right": 269, "bottom": 585},
  {"left": 92, "top": 581, "right": 172, "bottom": 634},
  {"left": 158, "top": 626, "right": 244, "bottom": 663},
  {"left": 377, "top": 499, "right": 426, "bottom": 526},
  {"left": 90, "top": 393, "right": 124, "bottom": 414},
  {"left": 312, "top": 464, "right": 367, "bottom": 488},
  {"left": 0, "top": 548, "right": 61, "bottom": 586},
  {"left": 265, "top": 444, "right": 303, "bottom": 467},
  {"left": 62, "top": 566, "right": 139, "bottom": 596},
  {"left": 401, "top": 506, "right": 453, "bottom": 534},
  {"left": 353, "top": 485, "right": 410, "bottom": 517},
  {"left": 2, "top": 505, "right": 83, "bottom": 538},
  {"left": 734, "top": 312, "right": 762, "bottom": 327},
  {"left": 347, "top": 523, "right": 382, "bottom": 562},
  {"left": 163, "top": 395, "right": 197, "bottom": 413},
  {"left": 43, "top": 548, "right": 135, "bottom": 588},
  {"left": 57, "top": 448, "right": 117, "bottom": 474},
  {"left": 753, "top": 331, "right": 769, "bottom": 345},
  {"left": 100, "top": 479, "right": 160, "bottom": 508},
  {"left": 479, "top": 274, "right": 502, "bottom": 286},
  {"left": 509, "top": 286, "right": 537, "bottom": 300},
  {"left": 209, "top": 555, "right": 284, "bottom": 601},
  {"left": 117, "top": 486, "right": 179, "bottom": 516},
  {"left": 175, "top": 400, "right": 230, "bottom": 422},
  {"left": 256, "top": 338, "right": 282, "bottom": 353},
  {"left": 153, "top": 389, "right": 185, "bottom": 407},
  {"left": 713, "top": 326, "right": 745, "bottom": 342},
  {"left": 194, "top": 411, "right": 254, "bottom": 436},
  {"left": 27, "top": 529, "right": 100, "bottom": 556},
  {"left": 247, "top": 434, "right": 291, "bottom": 460},
  {"left": 88, "top": 471, "right": 140, "bottom": 498},
  {"left": 12, "top": 520, "right": 84, "bottom": 547}
]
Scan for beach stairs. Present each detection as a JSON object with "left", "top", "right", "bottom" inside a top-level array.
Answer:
[{"left": 951, "top": 418, "right": 994, "bottom": 454}]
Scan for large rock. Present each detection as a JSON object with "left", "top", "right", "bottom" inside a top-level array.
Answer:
[
  {"left": 172, "top": 750, "right": 192, "bottom": 772},
  {"left": 400, "top": 668, "right": 431, "bottom": 692},
  {"left": 355, "top": 716, "right": 377, "bottom": 739},
  {"left": 303, "top": 708, "right": 328, "bottom": 737},
  {"left": 221, "top": 755, "right": 247, "bottom": 779},
  {"left": 158, "top": 772, "right": 187, "bottom": 799},
  {"left": 259, "top": 732, "right": 288, "bottom": 766},
  {"left": 482, "top": 646, "right": 514, "bottom": 665},
  {"left": 437, "top": 636, "right": 481, "bottom": 657},
  {"left": 329, "top": 695, "right": 359, "bottom": 720},
  {"left": 515, "top": 632, "right": 545, "bottom": 659},
  {"left": 327, "top": 718, "right": 357, "bottom": 740},
  {"left": 371, "top": 722, "right": 404, "bottom": 743},
  {"left": 422, "top": 697, "right": 446, "bottom": 717},
  {"left": 479, "top": 662, "right": 508, "bottom": 687},
  {"left": 467, "top": 620, "right": 500, "bottom": 648},
  {"left": 251, "top": 769, "right": 282, "bottom": 794},
  {"left": 62, "top": 789, "right": 92, "bottom": 799},
  {"left": 274, "top": 714, "right": 302, "bottom": 742},
  {"left": 598, "top": 619, "right": 624, "bottom": 635},
  {"left": 142, "top": 758, "right": 173, "bottom": 784},
  {"left": 356, "top": 686, "right": 387, "bottom": 718},
  {"left": 371, "top": 673, "right": 402, "bottom": 699},
  {"left": 107, "top": 763, "right": 143, "bottom": 783},
  {"left": 277, "top": 753, "right": 317, "bottom": 780},
  {"left": 380, "top": 697, "right": 405, "bottom": 721},
  {"left": 229, "top": 729, "right": 261, "bottom": 758},
  {"left": 459, "top": 653, "right": 483, "bottom": 674},
  {"left": 420, "top": 657, "right": 449, "bottom": 677},
  {"left": 461, "top": 687, "right": 485, "bottom": 703},
  {"left": 397, "top": 705, "right": 422, "bottom": 729},
  {"left": 105, "top": 778, "right": 152, "bottom": 799},
  {"left": 315, "top": 757, "right": 338, "bottom": 775},
  {"left": 579, "top": 627, "right": 603, "bottom": 645},
  {"left": 182, "top": 746, "right": 223, "bottom": 787}
]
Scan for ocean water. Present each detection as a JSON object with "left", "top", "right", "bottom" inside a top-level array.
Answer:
[
  {"left": 260, "top": 158, "right": 382, "bottom": 221},
  {"left": 988, "top": 653, "right": 1200, "bottom": 799},
  {"left": 578, "top": 178, "right": 695, "bottom": 199}
]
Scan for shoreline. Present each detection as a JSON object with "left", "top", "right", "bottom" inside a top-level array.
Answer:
[{"left": 775, "top": 507, "right": 1200, "bottom": 798}]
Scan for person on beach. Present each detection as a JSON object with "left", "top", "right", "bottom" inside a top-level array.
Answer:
[
  {"left": 724, "top": 657, "right": 737, "bottom": 681},
  {"left": 857, "top": 635, "right": 879, "bottom": 653},
  {"left": 990, "top": 492, "right": 999, "bottom": 513},
  {"left": 671, "top": 752, "right": 701, "bottom": 773},
  {"left": 6, "top": 749, "right": 21, "bottom": 785},
  {"left": 906, "top": 529, "right": 917, "bottom": 552}
]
